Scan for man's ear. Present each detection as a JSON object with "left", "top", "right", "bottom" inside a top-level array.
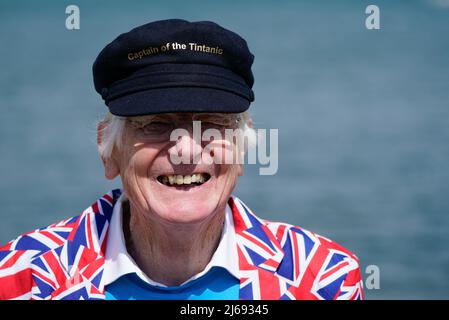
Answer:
[
  {"left": 237, "top": 164, "right": 243, "bottom": 177},
  {"left": 103, "top": 157, "right": 120, "bottom": 180},
  {"left": 97, "top": 122, "right": 120, "bottom": 180},
  {"left": 247, "top": 117, "right": 254, "bottom": 129}
]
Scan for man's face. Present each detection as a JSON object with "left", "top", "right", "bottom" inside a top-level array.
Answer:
[{"left": 109, "top": 113, "right": 243, "bottom": 225}]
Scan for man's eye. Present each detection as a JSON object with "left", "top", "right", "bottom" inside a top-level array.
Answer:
[
  {"left": 142, "top": 122, "right": 172, "bottom": 134},
  {"left": 202, "top": 121, "right": 225, "bottom": 128},
  {"left": 202, "top": 119, "right": 236, "bottom": 129}
]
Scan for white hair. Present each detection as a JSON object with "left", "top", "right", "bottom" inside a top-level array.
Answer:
[{"left": 97, "top": 112, "right": 257, "bottom": 160}]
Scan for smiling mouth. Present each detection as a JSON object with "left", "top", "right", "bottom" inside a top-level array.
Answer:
[{"left": 157, "top": 173, "right": 211, "bottom": 187}]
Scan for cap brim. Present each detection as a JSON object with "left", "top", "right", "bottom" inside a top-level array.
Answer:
[{"left": 108, "top": 86, "right": 250, "bottom": 117}]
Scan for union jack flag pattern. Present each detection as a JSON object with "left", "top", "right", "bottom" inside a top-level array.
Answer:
[{"left": 0, "top": 190, "right": 364, "bottom": 300}]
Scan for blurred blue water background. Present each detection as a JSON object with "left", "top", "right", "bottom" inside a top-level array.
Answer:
[{"left": 1, "top": 0, "right": 448, "bottom": 299}]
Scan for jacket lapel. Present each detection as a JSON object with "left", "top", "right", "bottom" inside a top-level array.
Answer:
[
  {"left": 229, "top": 197, "right": 287, "bottom": 300},
  {"left": 30, "top": 190, "right": 120, "bottom": 300}
]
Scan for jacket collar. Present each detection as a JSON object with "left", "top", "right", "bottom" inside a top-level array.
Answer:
[
  {"left": 228, "top": 196, "right": 286, "bottom": 299},
  {"left": 30, "top": 190, "right": 120, "bottom": 300},
  {"left": 229, "top": 196, "right": 284, "bottom": 273},
  {"left": 31, "top": 190, "right": 285, "bottom": 300}
]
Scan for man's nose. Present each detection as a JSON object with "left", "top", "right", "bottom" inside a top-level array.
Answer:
[{"left": 167, "top": 126, "right": 203, "bottom": 164}]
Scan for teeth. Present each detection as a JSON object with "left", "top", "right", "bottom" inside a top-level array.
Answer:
[
  {"left": 183, "top": 175, "right": 191, "bottom": 184},
  {"left": 159, "top": 173, "right": 209, "bottom": 186}
]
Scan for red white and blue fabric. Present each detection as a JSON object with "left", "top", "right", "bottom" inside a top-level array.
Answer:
[{"left": 0, "top": 189, "right": 364, "bottom": 300}]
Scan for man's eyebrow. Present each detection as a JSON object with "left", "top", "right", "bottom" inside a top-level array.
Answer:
[
  {"left": 193, "top": 113, "right": 234, "bottom": 119},
  {"left": 130, "top": 115, "right": 170, "bottom": 122}
]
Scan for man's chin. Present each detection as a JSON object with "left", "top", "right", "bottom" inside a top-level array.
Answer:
[
  {"left": 155, "top": 203, "right": 220, "bottom": 224},
  {"left": 142, "top": 177, "right": 230, "bottom": 223},
  {"left": 149, "top": 194, "right": 224, "bottom": 224}
]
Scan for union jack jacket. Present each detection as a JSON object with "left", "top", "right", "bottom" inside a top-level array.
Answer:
[{"left": 0, "top": 189, "right": 364, "bottom": 300}]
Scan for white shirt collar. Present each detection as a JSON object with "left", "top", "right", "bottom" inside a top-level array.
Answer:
[{"left": 102, "top": 193, "right": 239, "bottom": 288}]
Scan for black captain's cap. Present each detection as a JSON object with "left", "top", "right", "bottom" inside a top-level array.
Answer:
[{"left": 92, "top": 19, "right": 255, "bottom": 116}]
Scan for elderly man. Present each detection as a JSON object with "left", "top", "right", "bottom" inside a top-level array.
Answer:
[{"left": 0, "top": 19, "right": 363, "bottom": 300}]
